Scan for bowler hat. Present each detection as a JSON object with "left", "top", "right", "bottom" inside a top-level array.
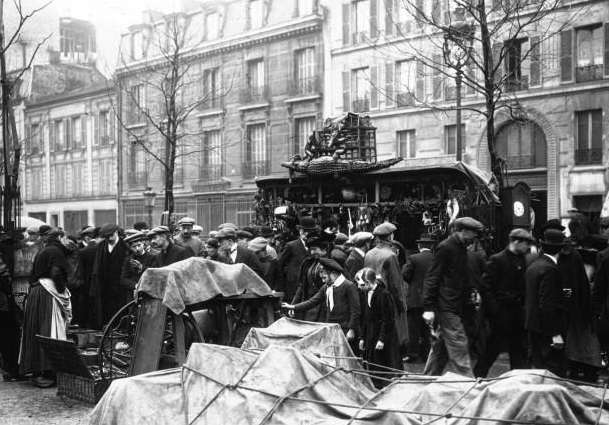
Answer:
[
  {"left": 319, "top": 257, "right": 344, "bottom": 274},
  {"left": 541, "top": 229, "right": 567, "bottom": 246},
  {"left": 416, "top": 233, "right": 436, "bottom": 244},
  {"left": 38, "top": 225, "right": 53, "bottom": 236},
  {"left": 373, "top": 222, "right": 397, "bottom": 236},
  {"left": 297, "top": 216, "right": 317, "bottom": 231},
  {"left": 125, "top": 232, "right": 147, "bottom": 245},
  {"left": 216, "top": 228, "right": 237, "bottom": 240},
  {"left": 258, "top": 226, "right": 274, "bottom": 238},
  {"left": 453, "top": 217, "right": 484, "bottom": 231},
  {"left": 541, "top": 219, "right": 565, "bottom": 232}
]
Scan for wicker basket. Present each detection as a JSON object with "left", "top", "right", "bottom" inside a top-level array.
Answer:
[{"left": 57, "top": 372, "right": 110, "bottom": 404}]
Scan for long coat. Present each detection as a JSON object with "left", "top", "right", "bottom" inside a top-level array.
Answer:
[
  {"left": 402, "top": 249, "right": 433, "bottom": 309},
  {"left": 292, "top": 256, "right": 325, "bottom": 322},
  {"left": 524, "top": 255, "right": 564, "bottom": 337},
  {"left": 364, "top": 241, "right": 408, "bottom": 345},
  {"left": 91, "top": 240, "right": 130, "bottom": 327},
  {"left": 345, "top": 249, "right": 365, "bottom": 281},
  {"left": 361, "top": 282, "right": 403, "bottom": 387},
  {"left": 279, "top": 238, "right": 308, "bottom": 301}
]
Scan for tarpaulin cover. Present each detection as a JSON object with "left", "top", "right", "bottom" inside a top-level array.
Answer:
[
  {"left": 135, "top": 257, "right": 274, "bottom": 315},
  {"left": 241, "top": 317, "right": 374, "bottom": 390},
  {"left": 90, "top": 344, "right": 609, "bottom": 424}
]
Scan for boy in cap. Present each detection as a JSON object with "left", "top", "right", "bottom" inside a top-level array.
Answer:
[
  {"left": 120, "top": 232, "right": 157, "bottom": 292},
  {"left": 283, "top": 258, "right": 360, "bottom": 344},
  {"left": 422, "top": 216, "right": 483, "bottom": 377}
]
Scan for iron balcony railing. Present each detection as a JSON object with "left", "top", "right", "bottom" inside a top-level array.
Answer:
[
  {"left": 199, "top": 164, "right": 223, "bottom": 181},
  {"left": 242, "top": 160, "right": 269, "bottom": 178},
  {"left": 576, "top": 64, "right": 603, "bottom": 83},
  {"left": 352, "top": 97, "right": 370, "bottom": 113},
  {"left": 575, "top": 148, "right": 603, "bottom": 165},
  {"left": 198, "top": 95, "right": 225, "bottom": 110},
  {"left": 239, "top": 85, "right": 269, "bottom": 104},
  {"left": 288, "top": 76, "right": 321, "bottom": 96}
]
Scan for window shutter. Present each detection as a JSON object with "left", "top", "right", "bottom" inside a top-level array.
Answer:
[
  {"left": 49, "top": 120, "right": 54, "bottom": 152},
  {"left": 342, "top": 3, "right": 350, "bottom": 46},
  {"left": 342, "top": 70, "right": 351, "bottom": 112},
  {"left": 65, "top": 119, "right": 71, "bottom": 150},
  {"left": 94, "top": 114, "right": 99, "bottom": 146},
  {"left": 370, "top": 65, "right": 379, "bottom": 110},
  {"left": 385, "top": 62, "right": 395, "bottom": 108},
  {"left": 432, "top": 54, "right": 442, "bottom": 100},
  {"left": 560, "top": 29, "right": 573, "bottom": 82},
  {"left": 81, "top": 116, "right": 87, "bottom": 148},
  {"left": 370, "top": 0, "right": 378, "bottom": 39},
  {"left": 416, "top": 60, "right": 425, "bottom": 99},
  {"left": 385, "top": 0, "right": 394, "bottom": 37},
  {"left": 25, "top": 125, "right": 31, "bottom": 154},
  {"left": 604, "top": 23, "right": 609, "bottom": 77},
  {"left": 530, "top": 35, "right": 541, "bottom": 86},
  {"left": 110, "top": 113, "right": 115, "bottom": 144},
  {"left": 492, "top": 42, "right": 503, "bottom": 85}
]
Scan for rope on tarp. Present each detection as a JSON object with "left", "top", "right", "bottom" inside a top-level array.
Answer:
[
  {"left": 344, "top": 380, "right": 398, "bottom": 425},
  {"left": 422, "top": 378, "right": 482, "bottom": 425},
  {"left": 309, "top": 351, "right": 408, "bottom": 374},
  {"left": 257, "top": 368, "right": 344, "bottom": 425},
  {"left": 179, "top": 363, "right": 592, "bottom": 425},
  {"left": 595, "top": 383, "right": 608, "bottom": 425}
]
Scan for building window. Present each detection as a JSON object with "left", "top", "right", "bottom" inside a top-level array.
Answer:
[
  {"left": 244, "top": 124, "right": 267, "bottom": 178},
  {"left": 71, "top": 116, "right": 86, "bottom": 149},
  {"left": 294, "top": 116, "right": 316, "bottom": 156},
  {"left": 242, "top": 59, "right": 266, "bottom": 103},
  {"left": 201, "top": 130, "right": 223, "bottom": 180},
  {"left": 55, "top": 165, "right": 67, "bottom": 198},
  {"left": 505, "top": 38, "right": 528, "bottom": 91},
  {"left": 129, "top": 143, "right": 147, "bottom": 187},
  {"left": 29, "top": 122, "right": 43, "bottom": 154},
  {"left": 352, "top": 67, "right": 370, "bottom": 112},
  {"left": 298, "top": 0, "right": 314, "bottom": 15},
  {"left": 128, "top": 84, "right": 145, "bottom": 123},
  {"left": 575, "top": 109, "right": 603, "bottom": 165},
  {"left": 353, "top": 0, "right": 370, "bottom": 44},
  {"left": 396, "top": 60, "right": 416, "bottom": 107},
  {"left": 99, "top": 159, "right": 114, "bottom": 194},
  {"left": 397, "top": 130, "right": 416, "bottom": 159},
  {"left": 53, "top": 119, "right": 65, "bottom": 151},
  {"left": 97, "top": 110, "right": 111, "bottom": 146},
  {"left": 131, "top": 31, "right": 144, "bottom": 59},
  {"left": 496, "top": 120, "right": 547, "bottom": 169},
  {"left": 73, "top": 162, "right": 85, "bottom": 196},
  {"left": 202, "top": 68, "right": 221, "bottom": 108},
  {"left": 576, "top": 25, "right": 604, "bottom": 82},
  {"left": 250, "top": 0, "right": 264, "bottom": 29},
  {"left": 444, "top": 124, "right": 465, "bottom": 156},
  {"left": 206, "top": 12, "right": 219, "bottom": 40},
  {"left": 292, "top": 47, "right": 316, "bottom": 95},
  {"left": 60, "top": 19, "right": 96, "bottom": 63},
  {"left": 123, "top": 202, "right": 146, "bottom": 228},
  {"left": 31, "top": 168, "right": 43, "bottom": 199}
]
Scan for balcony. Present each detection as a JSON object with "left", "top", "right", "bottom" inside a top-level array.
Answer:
[
  {"left": 198, "top": 95, "right": 225, "bottom": 111},
  {"left": 199, "top": 164, "right": 223, "bottom": 181},
  {"left": 288, "top": 76, "right": 321, "bottom": 97},
  {"left": 351, "top": 97, "right": 370, "bottom": 113},
  {"left": 242, "top": 160, "right": 269, "bottom": 178},
  {"left": 239, "top": 85, "right": 268, "bottom": 104},
  {"left": 575, "top": 148, "right": 603, "bottom": 165},
  {"left": 128, "top": 171, "right": 147, "bottom": 188},
  {"left": 396, "top": 92, "right": 415, "bottom": 108},
  {"left": 576, "top": 64, "right": 603, "bottom": 83}
]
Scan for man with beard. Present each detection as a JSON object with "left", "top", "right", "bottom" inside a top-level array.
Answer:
[
  {"left": 474, "top": 228, "right": 534, "bottom": 377},
  {"left": 422, "top": 217, "right": 483, "bottom": 377},
  {"left": 19, "top": 226, "right": 71, "bottom": 387},
  {"left": 174, "top": 217, "right": 203, "bottom": 256},
  {"left": 279, "top": 217, "right": 317, "bottom": 301},
  {"left": 291, "top": 232, "right": 334, "bottom": 322},
  {"left": 148, "top": 226, "right": 192, "bottom": 267},
  {"left": 90, "top": 224, "right": 130, "bottom": 326},
  {"left": 120, "top": 232, "right": 157, "bottom": 294}
]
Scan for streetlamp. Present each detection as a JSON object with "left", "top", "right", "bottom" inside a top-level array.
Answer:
[
  {"left": 143, "top": 187, "right": 157, "bottom": 227},
  {"left": 443, "top": 18, "right": 475, "bottom": 162}
]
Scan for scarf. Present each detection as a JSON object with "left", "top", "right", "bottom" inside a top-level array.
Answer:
[{"left": 39, "top": 278, "right": 72, "bottom": 340}]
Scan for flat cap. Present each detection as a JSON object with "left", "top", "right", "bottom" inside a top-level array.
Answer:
[
  {"left": 373, "top": 222, "right": 397, "bottom": 236},
  {"left": 319, "top": 257, "right": 344, "bottom": 274},
  {"left": 216, "top": 228, "right": 237, "bottom": 240},
  {"left": 453, "top": 217, "right": 484, "bottom": 231},
  {"left": 205, "top": 238, "right": 219, "bottom": 248},
  {"left": 26, "top": 225, "right": 40, "bottom": 234},
  {"left": 218, "top": 223, "right": 238, "bottom": 231},
  {"left": 177, "top": 217, "right": 196, "bottom": 226},
  {"left": 192, "top": 225, "right": 203, "bottom": 234},
  {"left": 123, "top": 228, "right": 140, "bottom": 237},
  {"left": 80, "top": 226, "right": 95, "bottom": 236},
  {"left": 248, "top": 237, "right": 268, "bottom": 252},
  {"left": 99, "top": 223, "right": 119, "bottom": 238},
  {"left": 350, "top": 231, "right": 374, "bottom": 246},
  {"left": 541, "top": 219, "right": 565, "bottom": 232},
  {"left": 258, "top": 226, "right": 274, "bottom": 238},
  {"left": 208, "top": 230, "right": 219, "bottom": 238},
  {"left": 509, "top": 228, "right": 535, "bottom": 242},
  {"left": 147, "top": 226, "right": 171, "bottom": 237},
  {"left": 236, "top": 230, "right": 254, "bottom": 240},
  {"left": 334, "top": 232, "right": 349, "bottom": 245},
  {"left": 38, "top": 225, "right": 53, "bottom": 236},
  {"left": 124, "top": 232, "right": 148, "bottom": 244}
]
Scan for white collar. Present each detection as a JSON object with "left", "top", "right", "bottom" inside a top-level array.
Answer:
[
  {"left": 353, "top": 247, "right": 365, "bottom": 258},
  {"left": 420, "top": 248, "right": 431, "bottom": 252},
  {"left": 332, "top": 274, "right": 346, "bottom": 287},
  {"left": 544, "top": 253, "right": 558, "bottom": 265}
]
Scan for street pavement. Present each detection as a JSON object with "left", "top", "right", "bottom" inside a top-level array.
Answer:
[{"left": 0, "top": 353, "right": 512, "bottom": 424}]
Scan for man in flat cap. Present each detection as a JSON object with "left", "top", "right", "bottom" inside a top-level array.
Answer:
[
  {"left": 474, "top": 228, "right": 534, "bottom": 377},
  {"left": 345, "top": 232, "right": 373, "bottom": 280},
  {"left": 216, "top": 228, "right": 263, "bottom": 277},
  {"left": 258, "top": 226, "right": 278, "bottom": 260},
  {"left": 175, "top": 217, "right": 204, "bottom": 256},
  {"left": 365, "top": 222, "right": 408, "bottom": 349},
  {"left": 149, "top": 226, "right": 193, "bottom": 267},
  {"left": 283, "top": 258, "right": 360, "bottom": 344},
  {"left": 422, "top": 216, "right": 483, "bottom": 377},
  {"left": 120, "top": 232, "right": 157, "bottom": 294},
  {"left": 236, "top": 229, "right": 254, "bottom": 248},
  {"left": 402, "top": 234, "right": 436, "bottom": 363},
  {"left": 279, "top": 216, "right": 317, "bottom": 301},
  {"left": 90, "top": 223, "right": 130, "bottom": 327},
  {"left": 78, "top": 226, "right": 95, "bottom": 249}
]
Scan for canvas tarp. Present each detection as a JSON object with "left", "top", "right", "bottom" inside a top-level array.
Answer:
[
  {"left": 91, "top": 344, "right": 609, "bottom": 424},
  {"left": 135, "top": 257, "right": 274, "bottom": 315}
]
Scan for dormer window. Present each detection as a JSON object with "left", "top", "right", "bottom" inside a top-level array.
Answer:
[
  {"left": 132, "top": 31, "right": 143, "bottom": 59},
  {"left": 250, "top": 0, "right": 263, "bottom": 29},
  {"left": 206, "top": 12, "right": 219, "bottom": 40}
]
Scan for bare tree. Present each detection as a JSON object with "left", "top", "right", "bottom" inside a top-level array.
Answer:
[
  {"left": 379, "top": 0, "right": 582, "bottom": 189},
  {"left": 0, "top": 0, "right": 50, "bottom": 232},
  {"left": 113, "top": 11, "right": 236, "bottom": 219}
]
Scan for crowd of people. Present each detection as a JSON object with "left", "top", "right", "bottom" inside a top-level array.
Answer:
[{"left": 1, "top": 211, "right": 609, "bottom": 390}]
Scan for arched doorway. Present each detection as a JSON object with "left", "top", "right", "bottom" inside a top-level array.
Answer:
[{"left": 495, "top": 120, "right": 548, "bottom": 237}]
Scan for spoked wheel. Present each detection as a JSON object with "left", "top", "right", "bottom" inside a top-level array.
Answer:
[{"left": 97, "top": 299, "right": 204, "bottom": 381}]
